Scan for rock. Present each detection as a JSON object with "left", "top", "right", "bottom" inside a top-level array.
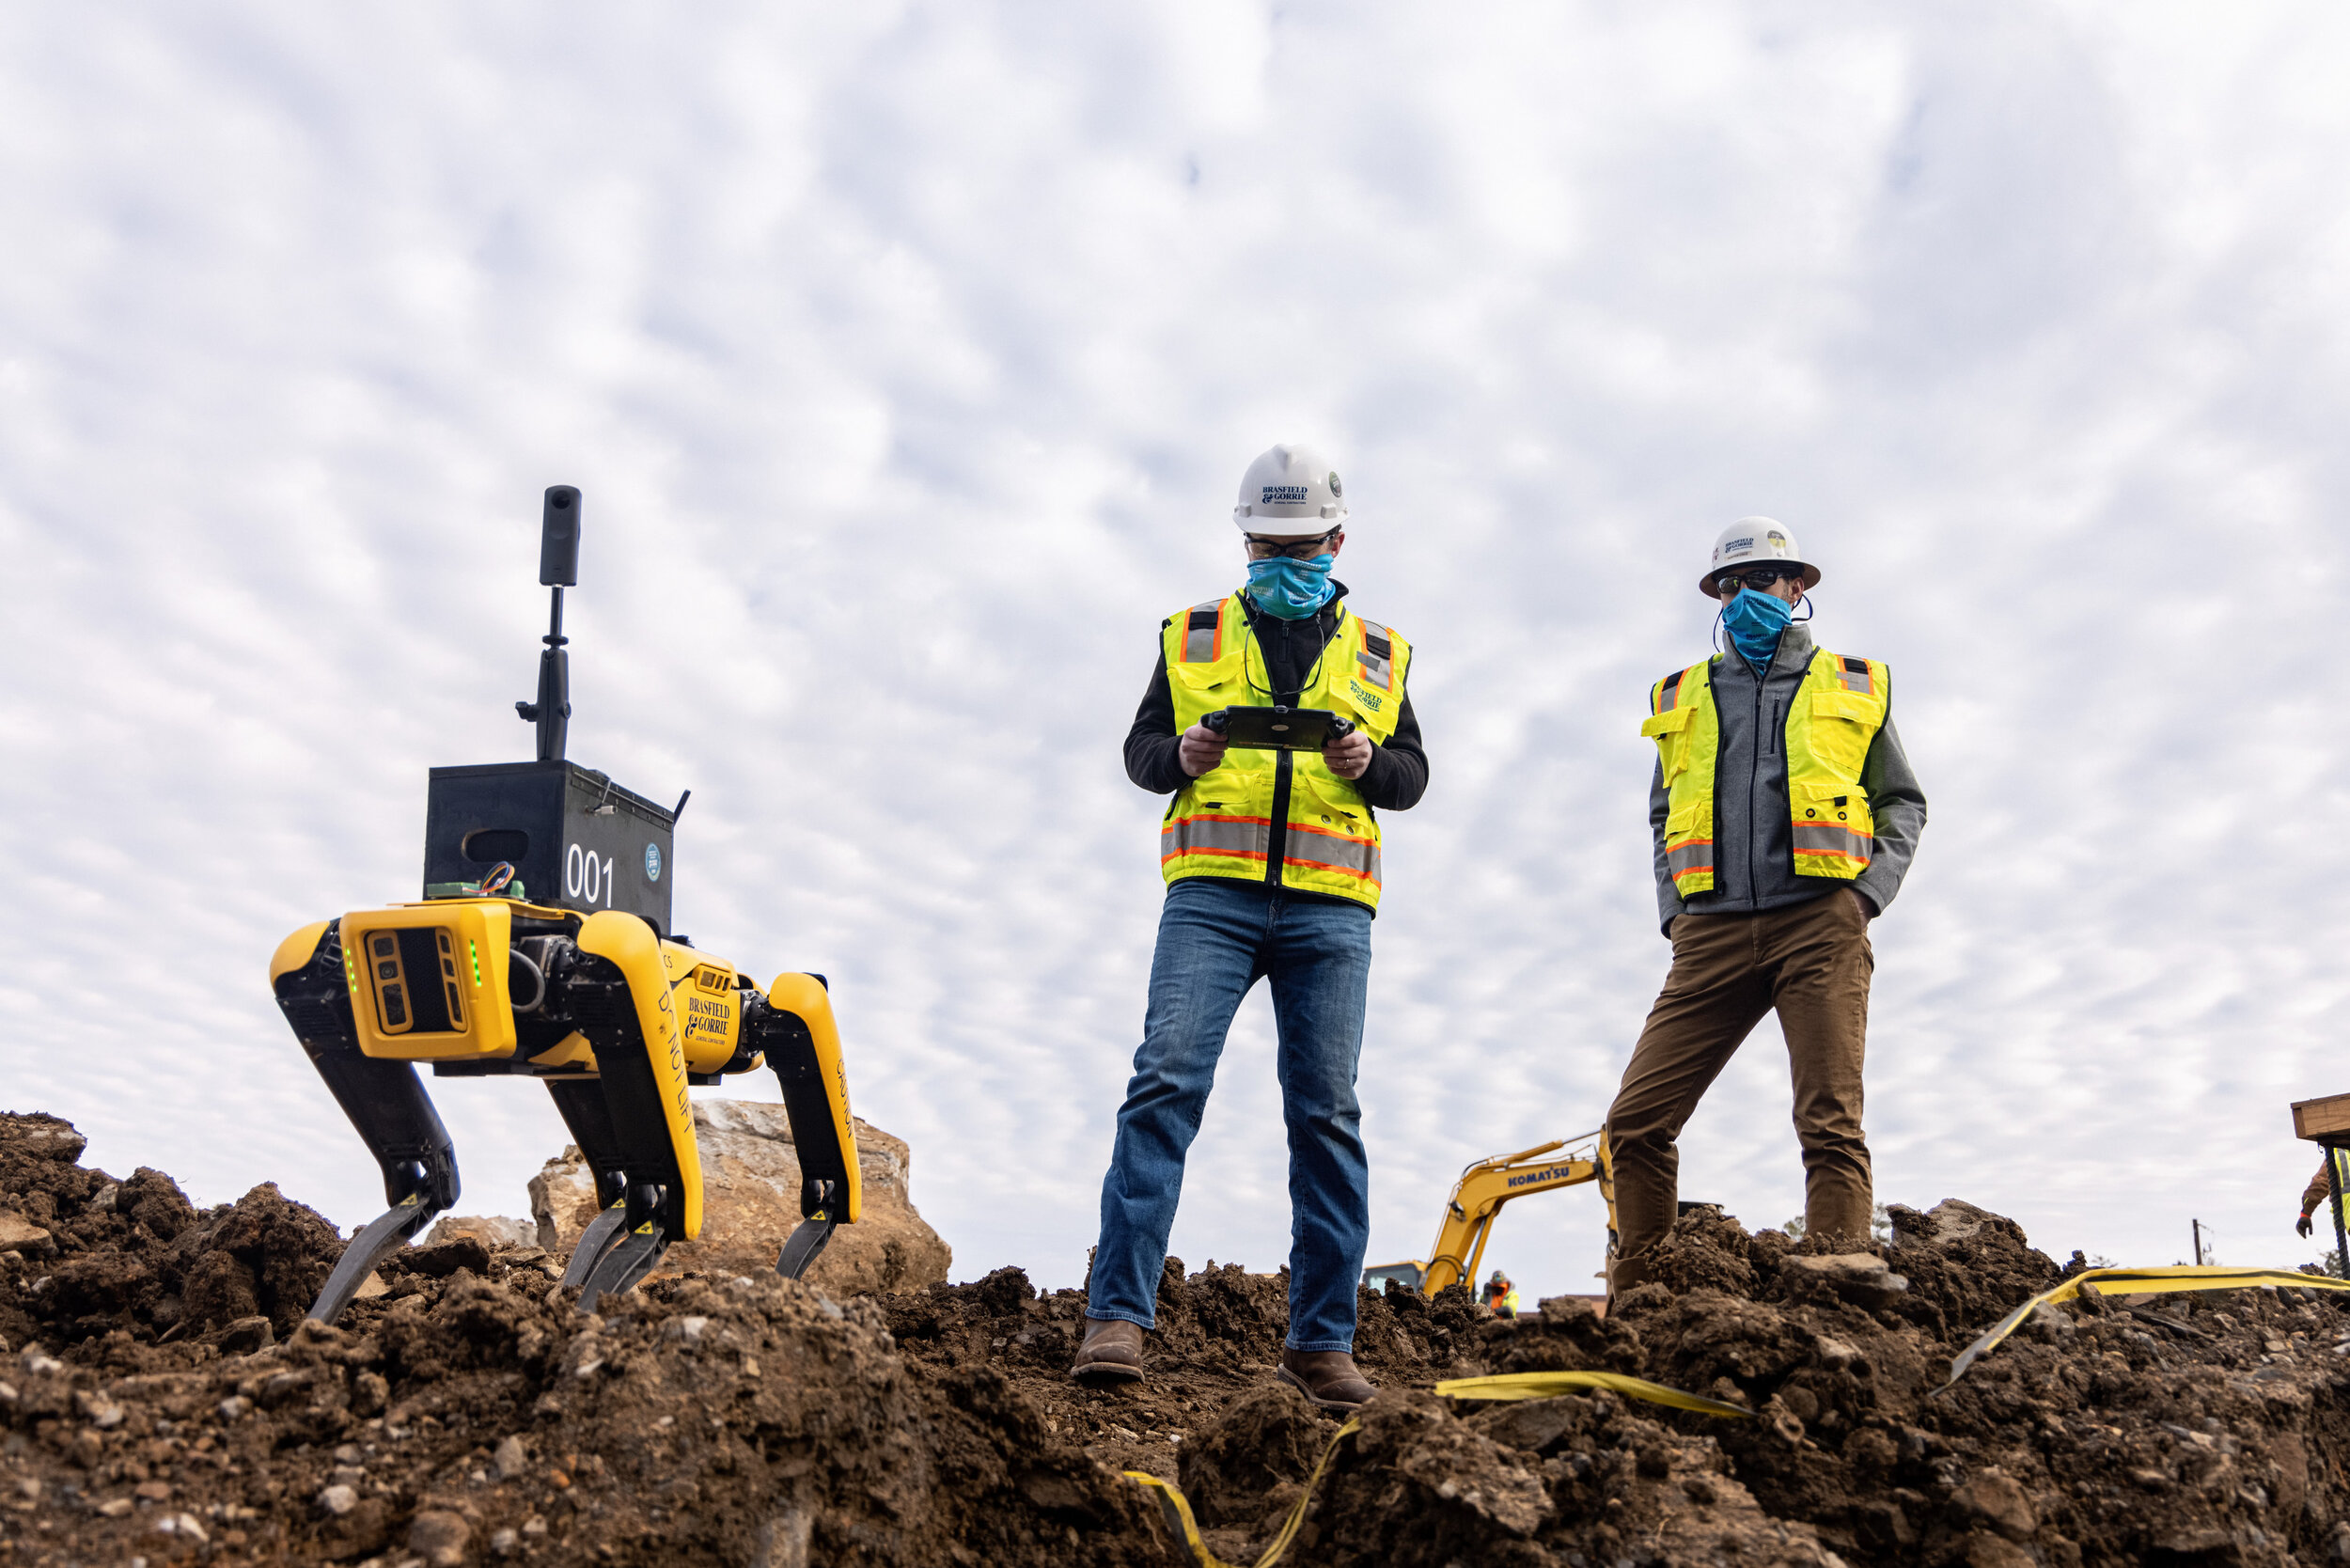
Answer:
[
  {"left": 0, "top": 1213, "right": 51, "bottom": 1252},
  {"left": 1778, "top": 1252, "right": 1909, "bottom": 1307},
  {"left": 1952, "top": 1466, "right": 2038, "bottom": 1541},
  {"left": 425, "top": 1215, "right": 538, "bottom": 1249},
  {"left": 316, "top": 1482, "right": 358, "bottom": 1516},
  {"left": 216, "top": 1315, "right": 274, "bottom": 1354},
  {"left": 530, "top": 1101, "right": 951, "bottom": 1295},
  {"left": 410, "top": 1508, "right": 471, "bottom": 1566}
]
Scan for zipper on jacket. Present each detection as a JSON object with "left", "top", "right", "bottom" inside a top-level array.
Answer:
[
  {"left": 1748, "top": 664, "right": 1768, "bottom": 901},
  {"left": 1257, "top": 604, "right": 1331, "bottom": 892},
  {"left": 1267, "top": 752, "right": 1293, "bottom": 887}
]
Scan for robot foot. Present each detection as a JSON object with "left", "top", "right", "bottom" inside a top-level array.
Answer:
[
  {"left": 559, "top": 1204, "right": 631, "bottom": 1291},
  {"left": 776, "top": 1217, "right": 837, "bottom": 1280},
  {"left": 308, "top": 1195, "right": 442, "bottom": 1325},
  {"left": 576, "top": 1226, "right": 669, "bottom": 1310}
]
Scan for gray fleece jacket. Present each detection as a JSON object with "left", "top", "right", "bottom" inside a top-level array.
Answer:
[{"left": 1648, "top": 624, "right": 1927, "bottom": 934}]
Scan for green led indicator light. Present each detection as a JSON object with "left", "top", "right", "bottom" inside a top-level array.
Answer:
[{"left": 468, "top": 939, "right": 481, "bottom": 986}]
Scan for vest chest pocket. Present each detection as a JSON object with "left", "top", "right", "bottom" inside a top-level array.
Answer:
[
  {"left": 1640, "top": 704, "right": 1696, "bottom": 782},
  {"left": 1167, "top": 657, "right": 1244, "bottom": 708},
  {"left": 1804, "top": 690, "right": 1878, "bottom": 776}
]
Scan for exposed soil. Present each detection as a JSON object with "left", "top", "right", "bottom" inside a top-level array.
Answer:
[{"left": 7, "top": 1108, "right": 2350, "bottom": 1567}]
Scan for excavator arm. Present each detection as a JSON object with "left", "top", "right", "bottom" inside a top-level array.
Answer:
[{"left": 1364, "top": 1131, "right": 1618, "bottom": 1298}]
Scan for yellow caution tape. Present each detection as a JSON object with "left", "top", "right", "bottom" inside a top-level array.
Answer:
[
  {"left": 1123, "top": 1415, "right": 1359, "bottom": 1568},
  {"left": 1938, "top": 1264, "right": 2350, "bottom": 1393},
  {"left": 1434, "top": 1370, "right": 1754, "bottom": 1419}
]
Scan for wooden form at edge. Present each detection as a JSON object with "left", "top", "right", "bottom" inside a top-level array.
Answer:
[{"left": 2292, "top": 1092, "right": 2350, "bottom": 1142}]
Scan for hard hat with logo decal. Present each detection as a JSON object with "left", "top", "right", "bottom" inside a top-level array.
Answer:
[
  {"left": 1700, "top": 516, "right": 1820, "bottom": 599},
  {"left": 1233, "top": 443, "right": 1348, "bottom": 534}
]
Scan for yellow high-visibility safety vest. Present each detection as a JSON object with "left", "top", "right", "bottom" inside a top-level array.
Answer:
[
  {"left": 1638, "top": 648, "right": 1889, "bottom": 898},
  {"left": 1159, "top": 594, "right": 1413, "bottom": 910}
]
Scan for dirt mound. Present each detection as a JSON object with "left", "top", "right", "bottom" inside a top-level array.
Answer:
[
  {"left": 8, "top": 1110, "right": 2350, "bottom": 1566},
  {"left": 0, "top": 1114, "right": 1156, "bottom": 1566}
]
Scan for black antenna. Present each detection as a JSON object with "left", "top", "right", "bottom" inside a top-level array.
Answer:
[{"left": 515, "top": 486, "right": 581, "bottom": 761}]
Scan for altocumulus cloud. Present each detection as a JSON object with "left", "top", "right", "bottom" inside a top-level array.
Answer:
[{"left": 3, "top": 2, "right": 2348, "bottom": 1297}]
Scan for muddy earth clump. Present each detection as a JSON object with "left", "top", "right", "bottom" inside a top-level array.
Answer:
[{"left": 8, "top": 1109, "right": 2350, "bottom": 1566}]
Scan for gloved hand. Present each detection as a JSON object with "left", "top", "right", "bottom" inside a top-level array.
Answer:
[{"left": 2297, "top": 1212, "right": 2315, "bottom": 1239}]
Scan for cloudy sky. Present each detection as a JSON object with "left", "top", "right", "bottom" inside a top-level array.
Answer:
[{"left": 8, "top": 3, "right": 2350, "bottom": 1303}]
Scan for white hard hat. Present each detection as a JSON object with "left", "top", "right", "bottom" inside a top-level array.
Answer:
[
  {"left": 1233, "top": 444, "right": 1348, "bottom": 534},
  {"left": 1700, "top": 517, "right": 1820, "bottom": 599}
]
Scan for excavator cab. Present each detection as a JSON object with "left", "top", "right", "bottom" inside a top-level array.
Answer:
[{"left": 272, "top": 487, "right": 862, "bottom": 1323}]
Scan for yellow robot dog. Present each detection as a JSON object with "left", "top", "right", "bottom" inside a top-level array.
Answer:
[{"left": 270, "top": 486, "right": 860, "bottom": 1323}]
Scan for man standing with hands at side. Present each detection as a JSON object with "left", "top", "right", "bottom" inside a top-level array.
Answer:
[
  {"left": 1606, "top": 521, "right": 1926, "bottom": 1299},
  {"left": 1072, "top": 444, "right": 1430, "bottom": 1411}
]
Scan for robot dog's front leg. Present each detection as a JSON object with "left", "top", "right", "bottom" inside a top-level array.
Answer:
[
  {"left": 561, "top": 912, "right": 703, "bottom": 1309},
  {"left": 270, "top": 920, "right": 461, "bottom": 1324}
]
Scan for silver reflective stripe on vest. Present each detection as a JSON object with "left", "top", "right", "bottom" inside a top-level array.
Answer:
[
  {"left": 1286, "top": 825, "right": 1381, "bottom": 884},
  {"left": 1667, "top": 839, "right": 1714, "bottom": 883},
  {"left": 1792, "top": 820, "right": 1871, "bottom": 866},
  {"left": 1162, "top": 814, "right": 1270, "bottom": 862},
  {"left": 1183, "top": 600, "right": 1224, "bottom": 664},
  {"left": 1837, "top": 658, "right": 1874, "bottom": 696},
  {"left": 1354, "top": 619, "right": 1393, "bottom": 689}
]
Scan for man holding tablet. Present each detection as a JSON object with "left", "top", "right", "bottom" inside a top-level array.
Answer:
[{"left": 1073, "top": 443, "right": 1429, "bottom": 1411}]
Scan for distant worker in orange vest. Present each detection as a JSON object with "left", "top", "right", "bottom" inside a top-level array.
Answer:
[
  {"left": 1605, "top": 522, "right": 1928, "bottom": 1301},
  {"left": 1482, "top": 1269, "right": 1520, "bottom": 1318}
]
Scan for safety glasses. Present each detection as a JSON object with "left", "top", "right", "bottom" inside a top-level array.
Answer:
[
  {"left": 1245, "top": 527, "right": 1342, "bottom": 560},
  {"left": 1713, "top": 565, "right": 1803, "bottom": 592}
]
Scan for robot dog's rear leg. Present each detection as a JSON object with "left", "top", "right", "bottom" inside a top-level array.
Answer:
[
  {"left": 744, "top": 976, "right": 864, "bottom": 1281},
  {"left": 272, "top": 920, "right": 460, "bottom": 1324},
  {"left": 544, "top": 1078, "right": 634, "bottom": 1290}
]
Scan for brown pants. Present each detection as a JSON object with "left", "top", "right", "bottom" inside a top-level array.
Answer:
[{"left": 1606, "top": 889, "right": 1874, "bottom": 1291}]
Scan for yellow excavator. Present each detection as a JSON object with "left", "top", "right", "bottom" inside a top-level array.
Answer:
[
  {"left": 270, "top": 487, "right": 861, "bottom": 1323},
  {"left": 1362, "top": 1130, "right": 1617, "bottom": 1297}
]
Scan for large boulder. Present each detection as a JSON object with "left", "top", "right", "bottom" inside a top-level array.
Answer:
[{"left": 529, "top": 1099, "right": 951, "bottom": 1295}]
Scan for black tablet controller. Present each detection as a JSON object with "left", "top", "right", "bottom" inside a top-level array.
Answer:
[{"left": 1200, "top": 706, "right": 1356, "bottom": 751}]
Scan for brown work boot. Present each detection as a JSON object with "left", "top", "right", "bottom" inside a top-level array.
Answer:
[
  {"left": 1277, "top": 1348, "right": 1375, "bottom": 1412},
  {"left": 1606, "top": 1251, "right": 1653, "bottom": 1312},
  {"left": 1071, "top": 1316, "right": 1146, "bottom": 1387}
]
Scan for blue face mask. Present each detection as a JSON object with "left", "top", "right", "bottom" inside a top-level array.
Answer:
[
  {"left": 1720, "top": 587, "right": 1794, "bottom": 668},
  {"left": 1246, "top": 554, "right": 1338, "bottom": 619}
]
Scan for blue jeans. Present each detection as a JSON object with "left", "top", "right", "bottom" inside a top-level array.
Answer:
[{"left": 1088, "top": 875, "right": 1374, "bottom": 1352}]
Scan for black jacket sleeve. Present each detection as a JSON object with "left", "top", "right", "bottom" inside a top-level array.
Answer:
[
  {"left": 1122, "top": 638, "right": 1430, "bottom": 809},
  {"left": 1123, "top": 642, "right": 1193, "bottom": 794}
]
